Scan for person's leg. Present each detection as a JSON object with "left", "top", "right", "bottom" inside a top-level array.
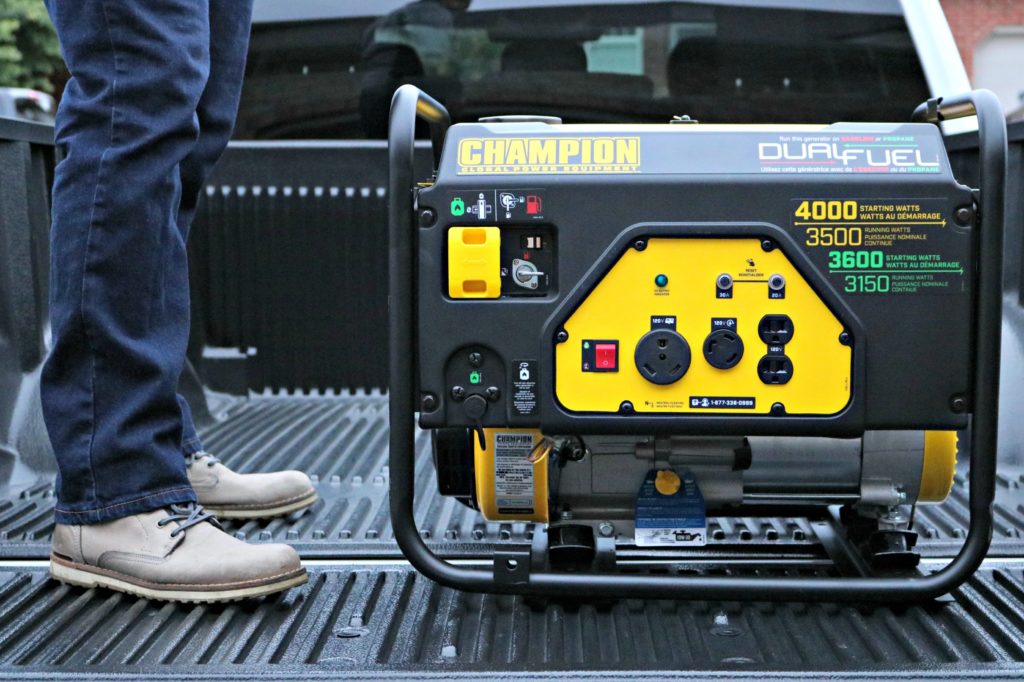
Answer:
[
  {"left": 178, "top": 394, "right": 204, "bottom": 456},
  {"left": 43, "top": 0, "right": 308, "bottom": 602},
  {"left": 42, "top": 0, "right": 211, "bottom": 524},
  {"left": 171, "top": 1, "right": 317, "bottom": 519},
  {"left": 176, "top": 0, "right": 255, "bottom": 457}
]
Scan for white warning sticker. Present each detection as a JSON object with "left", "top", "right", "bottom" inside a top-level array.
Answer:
[{"left": 494, "top": 432, "right": 535, "bottom": 515}]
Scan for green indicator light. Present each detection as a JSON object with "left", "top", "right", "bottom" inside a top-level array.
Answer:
[
  {"left": 469, "top": 371, "right": 482, "bottom": 385},
  {"left": 583, "top": 342, "right": 591, "bottom": 349},
  {"left": 655, "top": 274, "right": 669, "bottom": 287}
]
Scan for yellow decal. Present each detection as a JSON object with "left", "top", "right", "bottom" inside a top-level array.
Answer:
[
  {"left": 474, "top": 429, "right": 549, "bottom": 522},
  {"left": 457, "top": 136, "right": 640, "bottom": 175}
]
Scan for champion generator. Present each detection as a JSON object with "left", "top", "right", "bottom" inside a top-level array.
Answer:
[{"left": 387, "top": 85, "right": 1007, "bottom": 602}]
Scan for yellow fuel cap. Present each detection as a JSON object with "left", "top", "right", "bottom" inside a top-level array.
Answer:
[{"left": 655, "top": 470, "right": 681, "bottom": 496}]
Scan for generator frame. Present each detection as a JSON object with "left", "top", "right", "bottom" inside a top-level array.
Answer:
[{"left": 387, "top": 85, "right": 1007, "bottom": 602}]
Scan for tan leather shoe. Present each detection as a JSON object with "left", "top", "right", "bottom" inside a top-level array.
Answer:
[
  {"left": 186, "top": 452, "right": 317, "bottom": 519},
  {"left": 50, "top": 504, "right": 307, "bottom": 602}
]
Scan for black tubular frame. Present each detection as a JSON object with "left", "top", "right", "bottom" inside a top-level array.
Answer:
[{"left": 388, "top": 85, "right": 1007, "bottom": 602}]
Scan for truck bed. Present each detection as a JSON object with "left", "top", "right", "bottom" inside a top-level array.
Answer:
[
  {"left": 1, "top": 394, "right": 1024, "bottom": 679},
  {"left": 2, "top": 560, "right": 1024, "bottom": 677},
  {"left": 1, "top": 393, "right": 1022, "bottom": 560}
]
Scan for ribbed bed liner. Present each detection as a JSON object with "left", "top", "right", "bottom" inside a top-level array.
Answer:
[
  {"left": 0, "top": 562, "right": 1024, "bottom": 676},
  {"left": 0, "top": 394, "right": 1018, "bottom": 560},
  {"left": 2, "top": 394, "right": 1024, "bottom": 679}
]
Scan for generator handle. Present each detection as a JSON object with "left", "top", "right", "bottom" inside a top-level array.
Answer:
[
  {"left": 389, "top": 85, "right": 497, "bottom": 592},
  {"left": 388, "top": 87, "right": 1006, "bottom": 601},
  {"left": 918, "top": 87, "right": 1007, "bottom": 578},
  {"left": 912, "top": 93, "right": 981, "bottom": 125}
]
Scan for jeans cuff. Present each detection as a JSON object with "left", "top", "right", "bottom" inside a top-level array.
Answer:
[
  {"left": 53, "top": 486, "right": 198, "bottom": 525},
  {"left": 181, "top": 437, "right": 205, "bottom": 456}
]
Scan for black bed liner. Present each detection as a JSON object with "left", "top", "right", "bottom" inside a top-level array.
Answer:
[
  {"left": 1, "top": 561, "right": 1024, "bottom": 677},
  {"left": 1, "top": 394, "right": 1023, "bottom": 679},
  {"left": 0, "top": 394, "right": 1019, "bottom": 559}
]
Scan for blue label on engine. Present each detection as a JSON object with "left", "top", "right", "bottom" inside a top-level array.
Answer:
[{"left": 635, "top": 469, "right": 707, "bottom": 547}]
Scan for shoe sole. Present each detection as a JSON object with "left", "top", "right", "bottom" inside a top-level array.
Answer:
[
  {"left": 49, "top": 555, "right": 308, "bottom": 603},
  {"left": 202, "top": 490, "right": 319, "bottom": 520}
]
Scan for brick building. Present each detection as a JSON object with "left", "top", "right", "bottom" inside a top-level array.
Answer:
[{"left": 940, "top": 0, "right": 1024, "bottom": 115}]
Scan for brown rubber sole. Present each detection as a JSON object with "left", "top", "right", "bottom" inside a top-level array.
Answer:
[{"left": 49, "top": 554, "right": 308, "bottom": 603}]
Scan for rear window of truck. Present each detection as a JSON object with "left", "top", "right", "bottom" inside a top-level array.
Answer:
[{"left": 238, "top": 0, "right": 929, "bottom": 139}]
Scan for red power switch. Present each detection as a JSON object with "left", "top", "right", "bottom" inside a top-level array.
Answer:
[{"left": 595, "top": 343, "right": 618, "bottom": 370}]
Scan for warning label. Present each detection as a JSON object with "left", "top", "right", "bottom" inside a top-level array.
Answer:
[
  {"left": 510, "top": 359, "right": 538, "bottom": 416},
  {"left": 635, "top": 469, "right": 707, "bottom": 547},
  {"left": 494, "top": 432, "right": 536, "bottom": 515},
  {"left": 793, "top": 198, "right": 967, "bottom": 295}
]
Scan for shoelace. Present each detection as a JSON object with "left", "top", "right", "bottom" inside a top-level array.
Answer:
[
  {"left": 185, "top": 451, "right": 220, "bottom": 468},
  {"left": 157, "top": 502, "right": 220, "bottom": 538}
]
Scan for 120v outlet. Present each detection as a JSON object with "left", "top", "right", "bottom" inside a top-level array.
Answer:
[
  {"left": 757, "top": 355, "right": 794, "bottom": 385},
  {"left": 635, "top": 330, "right": 691, "bottom": 385},
  {"left": 703, "top": 329, "right": 744, "bottom": 369},
  {"left": 758, "top": 315, "right": 795, "bottom": 345}
]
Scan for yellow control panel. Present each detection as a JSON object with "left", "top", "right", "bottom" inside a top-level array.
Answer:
[{"left": 555, "top": 238, "right": 851, "bottom": 415}]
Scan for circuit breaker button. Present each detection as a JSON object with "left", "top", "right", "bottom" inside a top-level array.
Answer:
[{"left": 595, "top": 343, "right": 618, "bottom": 370}]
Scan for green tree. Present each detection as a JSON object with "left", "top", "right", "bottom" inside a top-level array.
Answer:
[{"left": 0, "top": 0, "right": 62, "bottom": 93}]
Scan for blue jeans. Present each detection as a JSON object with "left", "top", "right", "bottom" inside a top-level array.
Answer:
[{"left": 42, "top": 0, "right": 254, "bottom": 525}]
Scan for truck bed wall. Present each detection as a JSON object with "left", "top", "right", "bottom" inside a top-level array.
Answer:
[
  {"left": 0, "top": 118, "right": 56, "bottom": 481},
  {"left": 189, "top": 141, "right": 434, "bottom": 393}
]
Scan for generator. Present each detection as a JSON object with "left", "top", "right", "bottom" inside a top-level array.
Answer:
[{"left": 388, "top": 86, "right": 1007, "bottom": 602}]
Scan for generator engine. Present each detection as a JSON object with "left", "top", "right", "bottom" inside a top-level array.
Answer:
[{"left": 388, "top": 86, "right": 1007, "bottom": 601}]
